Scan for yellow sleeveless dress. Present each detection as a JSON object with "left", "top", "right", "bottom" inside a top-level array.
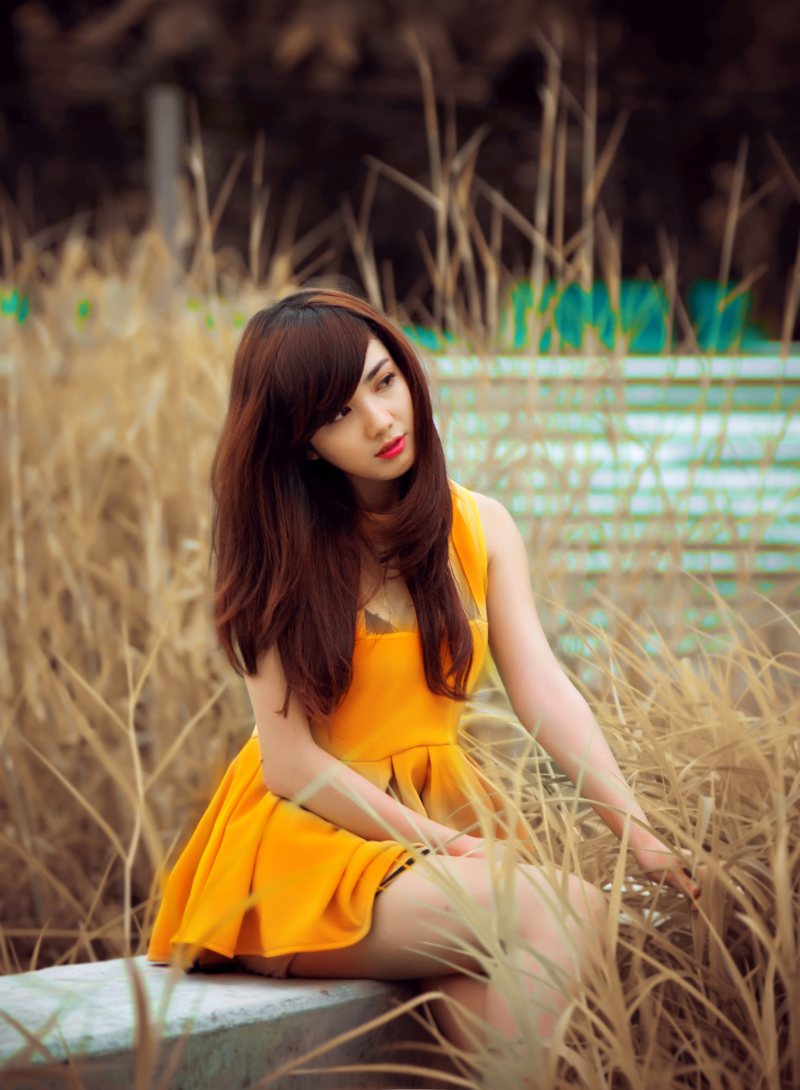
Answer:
[{"left": 147, "top": 482, "right": 503, "bottom": 974}]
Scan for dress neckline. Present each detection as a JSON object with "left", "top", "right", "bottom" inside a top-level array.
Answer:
[{"left": 355, "top": 611, "right": 486, "bottom": 641}]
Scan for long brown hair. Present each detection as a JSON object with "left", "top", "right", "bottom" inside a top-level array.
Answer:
[{"left": 210, "top": 288, "right": 473, "bottom": 721}]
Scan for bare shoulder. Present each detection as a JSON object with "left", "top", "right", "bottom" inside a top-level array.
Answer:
[{"left": 469, "top": 490, "right": 521, "bottom": 564}]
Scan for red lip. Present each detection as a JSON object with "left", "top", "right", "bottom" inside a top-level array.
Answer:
[{"left": 376, "top": 435, "right": 406, "bottom": 459}]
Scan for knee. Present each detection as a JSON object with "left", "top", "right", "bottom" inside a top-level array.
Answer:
[
  {"left": 512, "top": 866, "right": 607, "bottom": 936},
  {"left": 566, "top": 875, "right": 607, "bottom": 926}
]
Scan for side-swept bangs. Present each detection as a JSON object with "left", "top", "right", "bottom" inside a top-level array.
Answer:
[{"left": 241, "top": 303, "right": 371, "bottom": 454}]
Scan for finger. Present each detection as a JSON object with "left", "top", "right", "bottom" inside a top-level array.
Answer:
[
  {"left": 667, "top": 866, "right": 701, "bottom": 904},
  {"left": 681, "top": 864, "right": 702, "bottom": 898},
  {"left": 677, "top": 849, "right": 708, "bottom": 885}
]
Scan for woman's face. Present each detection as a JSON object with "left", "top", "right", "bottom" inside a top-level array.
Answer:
[{"left": 309, "top": 337, "right": 415, "bottom": 511}]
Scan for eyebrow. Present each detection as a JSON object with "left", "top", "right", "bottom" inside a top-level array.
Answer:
[{"left": 362, "top": 357, "right": 391, "bottom": 384}]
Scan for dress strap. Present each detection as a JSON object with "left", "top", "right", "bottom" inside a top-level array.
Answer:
[{"left": 448, "top": 481, "right": 488, "bottom": 619}]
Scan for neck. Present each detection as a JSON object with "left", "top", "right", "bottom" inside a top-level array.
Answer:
[{"left": 352, "top": 478, "right": 401, "bottom": 514}]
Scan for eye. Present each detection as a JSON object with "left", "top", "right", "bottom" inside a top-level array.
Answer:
[
  {"left": 329, "top": 405, "right": 351, "bottom": 424},
  {"left": 378, "top": 371, "right": 396, "bottom": 388}
]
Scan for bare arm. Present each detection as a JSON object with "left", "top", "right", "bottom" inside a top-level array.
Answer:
[
  {"left": 475, "top": 492, "right": 700, "bottom": 900},
  {"left": 246, "top": 646, "right": 475, "bottom": 856}
]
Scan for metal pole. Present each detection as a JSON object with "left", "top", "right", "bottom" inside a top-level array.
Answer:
[{"left": 145, "top": 84, "right": 185, "bottom": 260}]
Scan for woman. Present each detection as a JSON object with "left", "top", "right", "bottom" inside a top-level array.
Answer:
[{"left": 148, "top": 287, "right": 700, "bottom": 1064}]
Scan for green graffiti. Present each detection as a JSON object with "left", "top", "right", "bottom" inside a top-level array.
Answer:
[
  {"left": 0, "top": 281, "right": 775, "bottom": 348},
  {"left": 1, "top": 289, "right": 30, "bottom": 324},
  {"left": 400, "top": 325, "right": 455, "bottom": 351},
  {"left": 465, "top": 279, "right": 765, "bottom": 353}
]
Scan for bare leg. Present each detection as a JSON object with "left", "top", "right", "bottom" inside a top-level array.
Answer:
[{"left": 251, "top": 855, "right": 607, "bottom": 1072}]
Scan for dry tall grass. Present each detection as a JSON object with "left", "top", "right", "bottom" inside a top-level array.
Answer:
[{"left": 2, "top": 49, "right": 799, "bottom": 1089}]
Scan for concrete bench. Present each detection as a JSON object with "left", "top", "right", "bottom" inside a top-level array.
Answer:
[{"left": 0, "top": 957, "right": 448, "bottom": 1089}]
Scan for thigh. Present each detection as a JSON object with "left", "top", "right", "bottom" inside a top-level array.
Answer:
[{"left": 287, "top": 853, "right": 581, "bottom": 981}]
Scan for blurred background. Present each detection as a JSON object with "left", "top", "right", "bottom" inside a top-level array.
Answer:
[
  {"left": 3, "top": 0, "right": 800, "bottom": 336},
  {"left": 1, "top": 11, "right": 800, "bottom": 1084}
]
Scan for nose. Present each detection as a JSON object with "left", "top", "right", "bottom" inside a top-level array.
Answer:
[{"left": 363, "top": 397, "right": 393, "bottom": 437}]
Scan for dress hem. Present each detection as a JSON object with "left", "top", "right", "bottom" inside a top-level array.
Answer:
[{"left": 147, "top": 843, "right": 424, "bottom": 965}]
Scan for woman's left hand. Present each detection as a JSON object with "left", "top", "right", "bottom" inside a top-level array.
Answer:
[{"left": 631, "top": 838, "right": 702, "bottom": 906}]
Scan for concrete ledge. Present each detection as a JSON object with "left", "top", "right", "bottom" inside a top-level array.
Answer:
[{"left": 0, "top": 957, "right": 449, "bottom": 1089}]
